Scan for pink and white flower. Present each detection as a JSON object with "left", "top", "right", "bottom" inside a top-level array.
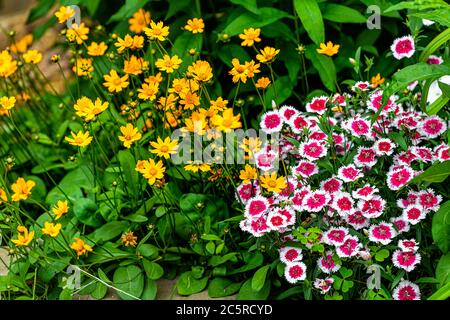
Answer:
[
  {"left": 288, "top": 115, "right": 309, "bottom": 134},
  {"left": 260, "top": 111, "right": 283, "bottom": 134},
  {"left": 418, "top": 188, "right": 442, "bottom": 212},
  {"left": 352, "top": 184, "right": 379, "bottom": 200},
  {"left": 322, "top": 227, "right": 349, "bottom": 246},
  {"left": 337, "top": 164, "right": 363, "bottom": 182},
  {"left": 358, "top": 196, "right": 386, "bottom": 219},
  {"left": 236, "top": 182, "right": 260, "bottom": 203},
  {"left": 266, "top": 211, "right": 289, "bottom": 230},
  {"left": 391, "top": 35, "right": 415, "bottom": 60},
  {"left": 390, "top": 216, "right": 410, "bottom": 233},
  {"left": 306, "top": 96, "right": 328, "bottom": 115},
  {"left": 418, "top": 116, "right": 447, "bottom": 138},
  {"left": 426, "top": 55, "right": 443, "bottom": 65},
  {"left": 368, "top": 222, "right": 397, "bottom": 245},
  {"left": 313, "top": 278, "right": 334, "bottom": 294},
  {"left": 354, "top": 147, "right": 378, "bottom": 168},
  {"left": 302, "top": 190, "right": 331, "bottom": 212},
  {"left": 330, "top": 192, "right": 354, "bottom": 215},
  {"left": 317, "top": 252, "right": 341, "bottom": 274},
  {"left": 299, "top": 141, "right": 327, "bottom": 161},
  {"left": 321, "top": 177, "right": 342, "bottom": 194},
  {"left": 280, "top": 246, "right": 303, "bottom": 264},
  {"left": 373, "top": 138, "right": 396, "bottom": 156},
  {"left": 392, "top": 250, "right": 421, "bottom": 272},
  {"left": 345, "top": 117, "right": 371, "bottom": 138},
  {"left": 336, "top": 235, "right": 361, "bottom": 258},
  {"left": 393, "top": 281, "right": 421, "bottom": 300},
  {"left": 279, "top": 105, "right": 298, "bottom": 122},
  {"left": 352, "top": 81, "right": 371, "bottom": 92},
  {"left": 285, "top": 262, "right": 307, "bottom": 283},
  {"left": 249, "top": 216, "right": 270, "bottom": 237},
  {"left": 254, "top": 150, "right": 277, "bottom": 171},
  {"left": 347, "top": 210, "right": 370, "bottom": 230},
  {"left": 398, "top": 239, "right": 419, "bottom": 252},
  {"left": 402, "top": 205, "right": 426, "bottom": 225},
  {"left": 434, "top": 144, "right": 450, "bottom": 162},
  {"left": 367, "top": 90, "right": 396, "bottom": 114},
  {"left": 387, "top": 166, "right": 415, "bottom": 190},
  {"left": 292, "top": 160, "right": 319, "bottom": 178},
  {"left": 244, "top": 196, "right": 270, "bottom": 218}
]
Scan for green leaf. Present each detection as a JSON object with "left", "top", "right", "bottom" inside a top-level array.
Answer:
[
  {"left": 436, "top": 252, "right": 450, "bottom": 286},
  {"left": 410, "top": 9, "right": 450, "bottom": 27},
  {"left": 84, "top": 0, "right": 101, "bottom": 16},
  {"left": 237, "top": 278, "right": 270, "bottom": 300},
  {"left": 141, "top": 279, "right": 158, "bottom": 300},
  {"left": 438, "top": 81, "right": 450, "bottom": 98},
  {"left": 375, "top": 249, "right": 390, "bottom": 262},
  {"left": 419, "top": 28, "right": 450, "bottom": 62},
  {"left": 27, "top": 0, "right": 56, "bottom": 23},
  {"left": 171, "top": 32, "right": 203, "bottom": 72},
  {"left": 251, "top": 265, "right": 270, "bottom": 292},
  {"left": 88, "top": 221, "right": 129, "bottom": 243},
  {"left": 118, "top": 150, "right": 138, "bottom": 197},
  {"left": 142, "top": 260, "right": 164, "bottom": 280},
  {"left": 385, "top": 0, "right": 449, "bottom": 13},
  {"left": 428, "top": 281, "right": 450, "bottom": 300},
  {"left": 294, "top": 0, "right": 325, "bottom": 45},
  {"left": 432, "top": 201, "right": 450, "bottom": 253},
  {"left": 394, "top": 63, "right": 450, "bottom": 88},
  {"left": 217, "top": 44, "right": 251, "bottom": 68},
  {"left": 230, "top": 0, "right": 260, "bottom": 14},
  {"left": 323, "top": 4, "right": 367, "bottom": 23},
  {"left": 108, "top": 0, "right": 150, "bottom": 23},
  {"left": 426, "top": 95, "right": 449, "bottom": 115},
  {"left": 222, "top": 7, "right": 291, "bottom": 37},
  {"left": 208, "top": 278, "right": 242, "bottom": 298},
  {"left": 91, "top": 282, "right": 108, "bottom": 300},
  {"left": 388, "top": 132, "right": 408, "bottom": 151},
  {"left": 228, "top": 252, "right": 264, "bottom": 275},
  {"left": 305, "top": 45, "right": 337, "bottom": 91},
  {"left": 177, "top": 271, "right": 208, "bottom": 296},
  {"left": 113, "top": 265, "right": 144, "bottom": 300},
  {"left": 73, "top": 197, "right": 103, "bottom": 227},
  {"left": 137, "top": 244, "right": 159, "bottom": 259},
  {"left": 408, "top": 160, "right": 450, "bottom": 184}
]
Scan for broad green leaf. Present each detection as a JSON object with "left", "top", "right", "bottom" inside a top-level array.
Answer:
[
  {"left": 113, "top": 265, "right": 144, "bottom": 300},
  {"left": 222, "top": 7, "right": 291, "bottom": 37},
  {"left": 436, "top": 253, "right": 450, "bottom": 285},
  {"left": 137, "top": 244, "right": 159, "bottom": 259},
  {"left": 73, "top": 198, "right": 103, "bottom": 227},
  {"left": 177, "top": 271, "right": 208, "bottom": 296},
  {"left": 251, "top": 265, "right": 270, "bottom": 291},
  {"left": 410, "top": 9, "right": 450, "bottom": 27},
  {"left": 426, "top": 95, "right": 449, "bottom": 115},
  {"left": 88, "top": 221, "right": 129, "bottom": 243},
  {"left": 91, "top": 282, "right": 108, "bottom": 300},
  {"left": 142, "top": 260, "right": 164, "bottom": 280},
  {"left": 408, "top": 160, "right": 450, "bottom": 184},
  {"left": 165, "top": 0, "right": 190, "bottom": 19},
  {"left": 385, "top": 0, "right": 449, "bottom": 13},
  {"left": 323, "top": 4, "right": 367, "bottom": 23},
  {"left": 27, "top": 0, "right": 56, "bottom": 23},
  {"left": 428, "top": 281, "right": 450, "bottom": 300},
  {"left": 432, "top": 201, "right": 450, "bottom": 253},
  {"left": 141, "top": 279, "right": 157, "bottom": 300},
  {"left": 108, "top": 0, "right": 150, "bottom": 23},
  {"left": 388, "top": 132, "right": 408, "bottom": 151},
  {"left": 305, "top": 45, "right": 337, "bottom": 91},
  {"left": 171, "top": 32, "right": 203, "bottom": 72},
  {"left": 208, "top": 278, "right": 242, "bottom": 298},
  {"left": 237, "top": 278, "right": 270, "bottom": 300},
  {"left": 419, "top": 28, "right": 450, "bottom": 62},
  {"left": 83, "top": 0, "right": 101, "bottom": 16},
  {"left": 230, "top": 0, "right": 260, "bottom": 14},
  {"left": 294, "top": 0, "right": 324, "bottom": 45},
  {"left": 228, "top": 252, "right": 264, "bottom": 275},
  {"left": 438, "top": 81, "right": 450, "bottom": 98}
]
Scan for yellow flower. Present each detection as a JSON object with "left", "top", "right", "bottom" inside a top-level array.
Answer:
[
  {"left": 0, "top": 188, "right": 7, "bottom": 203},
  {"left": 10, "top": 34, "right": 33, "bottom": 53},
  {"left": 255, "top": 77, "right": 271, "bottom": 89},
  {"left": 184, "top": 161, "right": 211, "bottom": 173},
  {"left": 229, "top": 58, "right": 248, "bottom": 83},
  {"left": 150, "top": 137, "right": 179, "bottom": 159},
  {"left": 239, "top": 164, "right": 258, "bottom": 183},
  {"left": 187, "top": 60, "right": 213, "bottom": 82},
  {"left": 66, "top": 23, "right": 90, "bottom": 45},
  {"left": 155, "top": 54, "right": 182, "bottom": 73},
  {"left": 371, "top": 73, "right": 385, "bottom": 88},
  {"left": 72, "top": 57, "right": 94, "bottom": 76},
  {"left": 74, "top": 96, "right": 92, "bottom": 118},
  {"left": 11, "top": 178, "right": 35, "bottom": 202},
  {"left": 240, "top": 137, "right": 262, "bottom": 158},
  {"left": 136, "top": 159, "right": 165, "bottom": 185},
  {"left": 0, "top": 50, "right": 18, "bottom": 78},
  {"left": 23, "top": 49, "right": 42, "bottom": 64},
  {"left": 211, "top": 108, "right": 242, "bottom": 132},
  {"left": 42, "top": 222, "right": 62, "bottom": 238},
  {"left": 123, "top": 55, "right": 148, "bottom": 75},
  {"left": 115, "top": 35, "right": 144, "bottom": 53},
  {"left": 256, "top": 46, "right": 280, "bottom": 63},
  {"left": 65, "top": 131, "right": 93, "bottom": 147},
  {"left": 317, "top": 41, "right": 340, "bottom": 57},
  {"left": 239, "top": 28, "right": 261, "bottom": 47},
  {"left": 145, "top": 72, "right": 163, "bottom": 85},
  {"left": 12, "top": 225, "right": 34, "bottom": 246},
  {"left": 87, "top": 41, "right": 108, "bottom": 56},
  {"left": 70, "top": 238, "right": 93, "bottom": 257},
  {"left": 85, "top": 98, "right": 109, "bottom": 121},
  {"left": 121, "top": 231, "right": 138, "bottom": 247},
  {"left": 128, "top": 9, "right": 151, "bottom": 34},
  {"left": 260, "top": 172, "right": 287, "bottom": 193},
  {"left": 138, "top": 82, "right": 159, "bottom": 101},
  {"left": 185, "top": 18, "right": 204, "bottom": 34},
  {"left": 119, "top": 123, "right": 142, "bottom": 148},
  {"left": 179, "top": 91, "right": 200, "bottom": 110},
  {"left": 52, "top": 200, "right": 69, "bottom": 219},
  {"left": 169, "top": 78, "right": 199, "bottom": 95},
  {"left": 210, "top": 97, "right": 228, "bottom": 111},
  {"left": 244, "top": 60, "right": 260, "bottom": 78},
  {"left": 0, "top": 96, "right": 16, "bottom": 110},
  {"left": 55, "top": 6, "right": 75, "bottom": 23},
  {"left": 103, "top": 69, "right": 129, "bottom": 93},
  {"left": 144, "top": 21, "right": 169, "bottom": 41}
]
